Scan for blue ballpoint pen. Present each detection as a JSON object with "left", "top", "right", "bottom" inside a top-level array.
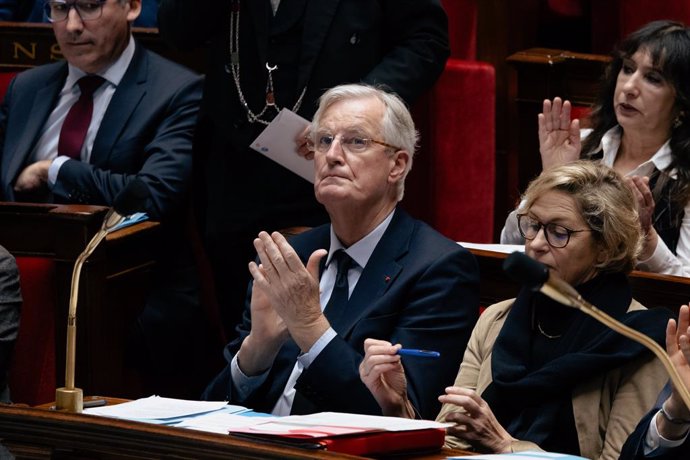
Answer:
[{"left": 396, "top": 348, "right": 440, "bottom": 358}]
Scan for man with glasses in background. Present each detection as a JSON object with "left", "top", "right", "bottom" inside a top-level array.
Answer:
[
  {"left": 0, "top": 0, "right": 212, "bottom": 397},
  {"left": 202, "top": 84, "right": 480, "bottom": 420}
]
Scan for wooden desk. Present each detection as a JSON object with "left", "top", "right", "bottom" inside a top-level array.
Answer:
[
  {"left": 470, "top": 247, "right": 690, "bottom": 314},
  {"left": 0, "top": 202, "right": 159, "bottom": 401},
  {"left": 0, "top": 403, "right": 471, "bottom": 459}
]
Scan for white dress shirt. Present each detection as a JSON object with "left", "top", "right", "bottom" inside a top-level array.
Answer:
[
  {"left": 584, "top": 126, "right": 690, "bottom": 277},
  {"left": 30, "top": 36, "right": 136, "bottom": 186}
]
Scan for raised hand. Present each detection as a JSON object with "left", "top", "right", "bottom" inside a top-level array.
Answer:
[
  {"left": 625, "top": 175, "right": 658, "bottom": 260},
  {"left": 439, "top": 387, "right": 516, "bottom": 453},
  {"left": 538, "top": 97, "right": 582, "bottom": 171},
  {"left": 359, "top": 338, "right": 415, "bottom": 418},
  {"left": 248, "top": 231, "right": 328, "bottom": 352},
  {"left": 236, "top": 279, "right": 290, "bottom": 376},
  {"left": 663, "top": 305, "right": 690, "bottom": 423}
]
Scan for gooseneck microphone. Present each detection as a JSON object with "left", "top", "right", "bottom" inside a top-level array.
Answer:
[
  {"left": 55, "top": 179, "right": 150, "bottom": 412},
  {"left": 502, "top": 251, "right": 690, "bottom": 411}
]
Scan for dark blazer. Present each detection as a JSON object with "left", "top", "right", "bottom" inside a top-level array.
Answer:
[
  {"left": 0, "top": 43, "right": 202, "bottom": 221},
  {"left": 620, "top": 398, "right": 690, "bottom": 459},
  {"left": 203, "top": 208, "right": 480, "bottom": 420},
  {"left": 159, "top": 0, "right": 449, "bottom": 123},
  {"left": 158, "top": 0, "right": 449, "bottom": 222},
  {"left": 0, "top": 42, "right": 209, "bottom": 393}
]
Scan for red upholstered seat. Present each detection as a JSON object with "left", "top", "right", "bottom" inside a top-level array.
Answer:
[
  {"left": 0, "top": 72, "right": 15, "bottom": 100},
  {"left": 405, "top": 59, "right": 496, "bottom": 243},
  {"left": 0, "top": 72, "right": 57, "bottom": 406},
  {"left": 443, "top": 0, "right": 478, "bottom": 60},
  {"left": 405, "top": 1, "right": 496, "bottom": 243},
  {"left": 591, "top": 0, "right": 690, "bottom": 53},
  {"left": 431, "top": 60, "right": 495, "bottom": 243},
  {"left": 10, "top": 257, "right": 57, "bottom": 406}
]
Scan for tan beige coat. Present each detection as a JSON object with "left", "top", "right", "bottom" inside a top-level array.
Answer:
[{"left": 436, "top": 299, "right": 668, "bottom": 460}]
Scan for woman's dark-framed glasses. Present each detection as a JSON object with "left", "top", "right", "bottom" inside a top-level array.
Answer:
[
  {"left": 44, "top": 0, "right": 107, "bottom": 22},
  {"left": 312, "top": 132, "right": 401, "bottom": 154},
  {"left": 516, "top": 214, "right": 590, "bottom": 248}
]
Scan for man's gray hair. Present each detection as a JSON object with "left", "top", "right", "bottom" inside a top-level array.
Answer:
[{"left": 311, "top": 84, "right": 419, "bottom": 201}]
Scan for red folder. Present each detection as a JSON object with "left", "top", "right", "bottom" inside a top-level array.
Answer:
[
  {"left": 231, "top": 428, "right": 446, "bottom": 456},
  {"left": 318, "top": 428, "right": 446, "bottom": 456}
]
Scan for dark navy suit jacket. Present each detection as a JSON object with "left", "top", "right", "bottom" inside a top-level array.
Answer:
[
  {"left": 0, "top": 42, "right": 208, "bottom": 383},
  {"left": 203, "top": 209, "right": 480, "bottom": 420},
  {"left": 0, "top": 43, "right": 202, "bottom": 221}
]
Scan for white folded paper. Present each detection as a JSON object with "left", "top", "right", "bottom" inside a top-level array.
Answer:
[{"left": 250, "top": 108, "right": 314, "bottom": 183}]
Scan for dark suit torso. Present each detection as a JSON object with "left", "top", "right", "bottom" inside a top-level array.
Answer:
[
  {"left": 158, "top": 0, "right": 451, "bottom": 332},
  {"left": 159, "top": 0, "right": 448, "bottom": 219},
  {"left": 203, "top": 209, "right": 480, "bottom": 420},
  {"left": 0, "top": 44, "right": 202, "bottom": 221},
  {"left": 0, "top": 43, "right": 211, "bottom": 396}
]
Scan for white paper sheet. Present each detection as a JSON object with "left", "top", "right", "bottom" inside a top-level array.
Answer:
[
  {"left": 176, "top": 412, "right": 276, "bottom": 434},
  {"left": 83, "top": 395, "right": 238, "bottom": 420},
  {"left": 250, "top": 108, "right": 314, "bottom": 183},
  {"left": 266, "top": 411, "right": 451, "bottom": 432},
  {"left": 458, "top": 242, "right": 525, "bottom": 254}
]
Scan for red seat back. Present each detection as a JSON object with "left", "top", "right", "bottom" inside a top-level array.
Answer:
[
  {"left": 442, "top": 0, "right": 478, "bottom": 60},
  {"left": 406, "top": 59, "right": 496, "bottom": 243},
  {"left": 592, "top": 1, "right": 690, "bottom": 53},
  {"left": 0, "top": 72, "right": 16, "bottom": 100},
  {"left": 10, "top": 257, "right": 57, "bottom": 406}
]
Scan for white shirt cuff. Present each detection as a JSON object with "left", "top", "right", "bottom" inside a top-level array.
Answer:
[
  {"left": 636, "top": 236, "right": 688, "bottom": 276},
  {"left": 296, "top": 327, "right": 337, "bottom": 369},
  {"left": 48, "top": 156, "right": 70, "bottom": 187},
  {"left": 230, "top": 354, "right": 270, "bottom": 402},
  {"left": 643, "top": 410, "right": 690, "bottom": 455}
]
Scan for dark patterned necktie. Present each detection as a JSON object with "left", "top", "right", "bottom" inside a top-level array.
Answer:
[
  {"left": 58, "top": 75, "right": 105, "bottom": 160},
  {"left": 323, "top": 249, "right": 353, "bottom": 329}
]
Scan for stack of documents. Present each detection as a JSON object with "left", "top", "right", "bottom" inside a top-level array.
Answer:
[
  {"left": 222, "top": 412, "right": 449, "bottom": 456},
  {"left": 83, "top": 395, "right": 247, "bottom": 427},
  {"left": 85, "top": 397, "right": 449, "bottom": 455}
]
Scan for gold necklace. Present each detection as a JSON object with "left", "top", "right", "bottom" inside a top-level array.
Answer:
[
  {"left": 537, "top": 321, "right": 563, "bottom": 339},
  {"left": 226, "top": 0, "right": 307, "bottom": 125}
]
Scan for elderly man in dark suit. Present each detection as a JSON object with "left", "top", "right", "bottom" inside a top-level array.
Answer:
[
  {"left": 158, "top": 0, "right": 451, "bottom": 335},
  {"left": 0, "top": 0, "right": 209, "bottom": 396},
  {"left": 620, "top": 304, "right": 690, "bottom": 459},
  {"left": 203, "top": 84, "right": 479, "bottom": 420}
]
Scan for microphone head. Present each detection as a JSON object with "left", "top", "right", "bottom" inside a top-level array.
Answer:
[
  {"left": 503, "top": 251, "right": 549, "bottom": 288},
  {"left": 113, "top": 179, "right": 150, "bottom": 216}
]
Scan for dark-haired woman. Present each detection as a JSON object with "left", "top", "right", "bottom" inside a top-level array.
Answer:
[{"left": 502, "top": 20, "right": 690, "bottom": 277}]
